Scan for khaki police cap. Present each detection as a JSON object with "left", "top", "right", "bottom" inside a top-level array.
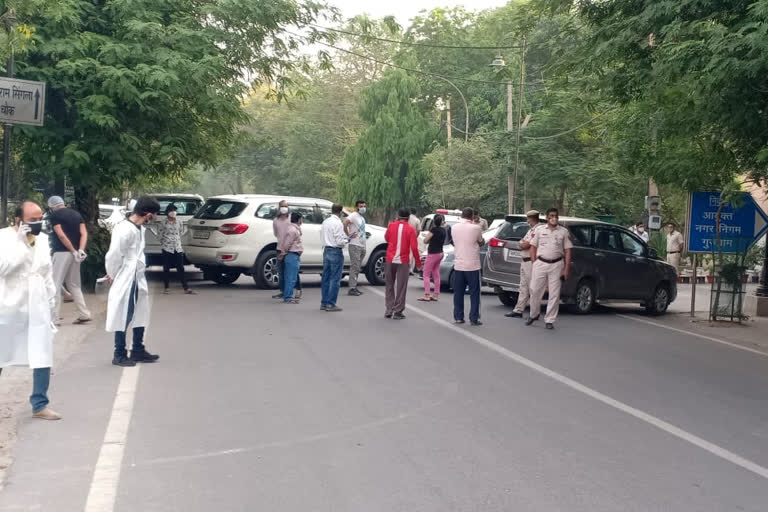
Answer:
[{"left": 526, "top": 209, "right": 540, "bottom": 217}]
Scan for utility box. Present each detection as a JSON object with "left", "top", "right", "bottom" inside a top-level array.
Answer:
[{"left": 648, "top": 215, "right": 662, "bottom": 230}]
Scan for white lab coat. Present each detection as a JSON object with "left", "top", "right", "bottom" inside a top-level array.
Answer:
[
  {"left": 0, "top": 228, "right": 57, "bottom": 369},
  {"left": 105, "top": 220, "right": 149, "bottom": 332}
]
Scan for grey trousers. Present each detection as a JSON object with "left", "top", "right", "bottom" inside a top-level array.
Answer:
[
  {"left": 385, "top": 262, "right": 410, "bottom": 314},
  {"left": 52, "top": 251, "right": 91, "bottom": 321},
  {"left": 348, "top": 245, "right": 366, "bottom": 288}
]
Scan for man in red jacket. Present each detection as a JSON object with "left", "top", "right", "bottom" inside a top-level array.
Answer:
[{"left": 384, "top": 208, "right": 422, "bottom": 320}]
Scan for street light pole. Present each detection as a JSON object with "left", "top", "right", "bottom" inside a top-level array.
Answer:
[
  {"left": 511, "top": 37, "right": 526, "bottom": 215},
  {"left": 756, "top": 240, "right": 768, "bottom": 297},
  {"left": 436, "top": 75, "right": 468, "bottom": 142}
]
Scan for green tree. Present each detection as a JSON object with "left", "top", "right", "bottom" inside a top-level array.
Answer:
[
  {"left": 12, "top": 0, "right": 331, "bottom": 220},
  {"left": 337, "top": 70, "right": 434, "bottom": 212},
  {"left": 422, "top": 138, "right": 506, "bottom": 215}
]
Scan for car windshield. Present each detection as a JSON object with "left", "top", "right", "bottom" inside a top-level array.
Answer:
[
  {"left": 496, "top": 221, "right": 532, "bottom": 241},
  {"left": 195, "top": 199, "right": 247, "bottom": 220},
  {"left": 156, "top": 197, "right": 203, "bottom": 216},
  {"left": 99, "top": 208, "right": 115, "bottom": 219}
]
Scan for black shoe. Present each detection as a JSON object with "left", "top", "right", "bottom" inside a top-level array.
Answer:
[
  {"left": 454, "top": 319, "right": 465, "bottom": 324},
  {"left": 325, "top": 305, "right": 343, "bottom": 312},
  {"left": 112, "top": 355, "right": 136, "bottom": 367},
  {"left": 545, "top": 323, "right": 554, "bottom": 330},
  {"left": 505, "top": 311, "right": 523, "bottom": 318},
  {"left": 385, "top": 312, "right": 393, "bottom": 318},
  {"left": 272, "top": 292, "right": 284, "bottom": 300},
  {"left": 470, "top": 321, "right": 483, "bottom": 326},
  {"left": 525, "top": 316, "right": 540, "bottom": 326},
  {"left": 348, "top": 288, "right": 362, "bottom": 296},
  {"left": 130, "top": 350, "right": 159, "bottom": 363},
  {"left": 393, "top": 312, "right": 406, "bottom": 320}
]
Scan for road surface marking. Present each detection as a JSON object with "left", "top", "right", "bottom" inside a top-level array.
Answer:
[
  {"left": 616, "top": 314, "right": 768, "bottom": 358},
  {"left": 84, "top": 366, "right": 141, "bottom": 512},
  {"left": 369, "top": 288, "right": 768, "bottom": 480}
]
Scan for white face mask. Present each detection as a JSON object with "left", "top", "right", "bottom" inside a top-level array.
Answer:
[
  {"left": 637, "top": 227, "right": 644, "bottom": 233},
  {"left": 168, "top": 211, "right": 177, "bottom": 218},
  {"left": 279, "top": 206, "right": 289, "bottom": 215},
  {"left": 359, "top": 207, "right": 367, "bottom": 215}
]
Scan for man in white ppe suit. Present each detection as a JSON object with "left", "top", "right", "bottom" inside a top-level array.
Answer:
[
  {"left": 0, "top": 201, "right": 62, "bottom": 420},
  {"left": 105, "top": 197, "right": 161, "bottom": 367}
]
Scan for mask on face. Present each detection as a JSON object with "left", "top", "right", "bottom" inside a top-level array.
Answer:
[
  {"left": 637, "top": 227, "right": 645, "bottom": 233},
  {"left": 26, "top": 221, "right": 43, "bottom": 236},
  {"left": 359, "top": 207, "right": 367, "bottom": 215},
  {"left": 279, "top": 206, "right": 289, "bottom": 215},
  {"left": 168, "top": 211, "right": 177, "bottom": 218}
]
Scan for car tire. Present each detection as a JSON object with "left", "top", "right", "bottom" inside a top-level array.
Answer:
[
  {"left": 497, "top": 289, "right": 518, "bottom": 307},
  {"left": 364, "top": 248, "right": 387, "bottom": 286},
  {"left": 204, "top": 269, "right": 241, "bottom": 285},
  {"left": 645, "top": 283, "right": 671, "bottom": 315},
  {"left": 573, "top": 279, "right": 595, "bottom": 314},
  {"left": 254, "top": 250, "right": 280, "bottom": 290}
]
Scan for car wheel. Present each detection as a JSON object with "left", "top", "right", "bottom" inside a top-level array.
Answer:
[
  {"left": 204, "top": 269, "right": 241, "bottom": 285},
  {"left": 646, "top": 283, "right": 670, "bottom": 315},
  {"left": 441, "top": 271, "right": 454, "bottom": 292},
  {"left": 254, "top": 250, "right": 280, "bottom": 290},
  {"left": 573, "top": 279, "right": 595, "bottom": 314},
  {"left": 497, "top": 289, "right": 518, "bottom": 307},
  {"left": 364, "top": 249, "right": 387, "bottom": 286}
]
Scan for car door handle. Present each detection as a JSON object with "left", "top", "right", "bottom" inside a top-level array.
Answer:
[
  {"left": 593, "top": 252, "right": 606, "bottom": 258},
  {"left": 625, "top": 257, "right": 636, "bottom": 263}
]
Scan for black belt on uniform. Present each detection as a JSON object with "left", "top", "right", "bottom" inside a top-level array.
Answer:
[
  {"left": 668, "top": 251, "right": 680, "bottom": 254},
  {"left": 522, "top": 257, "right": 531, "bottom": 262},
  {"left": 537, "top": 256, "right": 563, "bottom": 264}
]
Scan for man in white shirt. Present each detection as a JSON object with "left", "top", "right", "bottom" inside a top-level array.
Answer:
[
  {"left": 344, "top": 200, "right": 367, "bottom": 296},
  {"left": 665, "top": 223, "right": 684, "bottom": 271},
  {"left": 633, "top": 222, "right": 649, "bottom": 242},
  {"left": 320, "top": 204, "right": 356, "bottom": 312}
]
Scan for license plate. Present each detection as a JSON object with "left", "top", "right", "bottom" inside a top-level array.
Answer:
[
  {"left": 504, "top": 249, "right": 518, "bottom": 262},
  {"left": 193, "top": 230, "right": 210, "bottom": 240}
]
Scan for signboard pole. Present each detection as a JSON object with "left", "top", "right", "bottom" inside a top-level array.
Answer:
[
  {"left": 690, "top": 253, "right": 697, "bottom": 318},
  {"left": 0, "top": 52, "right": 12, "bottom": 228}
]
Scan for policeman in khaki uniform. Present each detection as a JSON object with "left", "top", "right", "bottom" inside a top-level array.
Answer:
[
  {"left": 506, "top": 210, "right": 540, "bottom": 318},
  {"left": 526, "top": 208, "right": 573, "bottom": 329}
]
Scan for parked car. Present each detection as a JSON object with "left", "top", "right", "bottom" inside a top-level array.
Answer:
[
  {"left": 482, "top": 215, "right": 678, "bottom": 314},
  {"left": 416, "top": 209, "right": 463, "bottom": 254},
  {"left": 144, "top": 194, "right": 204, "bottom": 265},
  {"left": 98, "top": 204, "right": 127, "bottom": 231},
  {"left": 426, "top": 227, "right": 499, "bottom": 292},
  {"left": 184, "top": 194, "right": 388, "bottom": 287}
]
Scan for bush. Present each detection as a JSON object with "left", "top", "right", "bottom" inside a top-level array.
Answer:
[{"left": 81, "top": 226, "right": 112, "bottom": 293}]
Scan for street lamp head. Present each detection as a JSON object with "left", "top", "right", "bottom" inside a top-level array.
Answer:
[{"left": 489, "top": 54, "right": 506, "bottom": 69}]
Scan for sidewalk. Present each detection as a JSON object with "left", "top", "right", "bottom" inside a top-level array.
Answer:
[
  {"left": 0, "top": 292, "right": 108, "bottom": 488},
  {"left": 619, "top": 283, "right": 768, "bottom": 355}
]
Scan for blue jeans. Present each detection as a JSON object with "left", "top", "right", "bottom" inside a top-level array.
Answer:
[
  {"left": 321, "top": 247, "right": 344, "bottom": 307},
  {"left": 277, "top": 257, "right": 301, "bottom": 295},
  {"left": 283, "top": 252, "right": 301, "bottom": 301},
  {"left": 453, "top": 270, "right": 481, "bottom": 323},
  {"left": 0, "top": 367, "right": 50, "bottom": 413},
  {"left": 114, "top": 280, "right": 146, "bottom": 358}
]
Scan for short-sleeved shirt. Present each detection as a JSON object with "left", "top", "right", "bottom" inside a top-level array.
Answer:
[
  {"left": 451, "top": 219, "right": 484, "bottom": 271},
  {"left": 346, "top": 212, "right": 367, "bottom": 248},
  {"left": 427, "top": 226, "right": 446, "bottom": 254},
  {"left": 49, "top": 208, "right": 84, "bottom": 253},
  {"left": 531, "top": 224, "right": 573, "bottom": 260},
  {"left": 667, "top": 231, "right": 684, "bottom": 252},
  {"left": 520, "top": 227, "right": 536, "bottom": 258}
]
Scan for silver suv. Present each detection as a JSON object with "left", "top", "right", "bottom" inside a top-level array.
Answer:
[{"left": 482, "top": 215, "right": 678, "bottom": 315}]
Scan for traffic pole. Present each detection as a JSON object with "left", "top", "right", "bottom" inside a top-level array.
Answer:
[
  {"left": 0, "top": 52, "right": 13, "bottom": 228},
  {"left": 690, "top": 253, "right": 697, "bottom": 318}
]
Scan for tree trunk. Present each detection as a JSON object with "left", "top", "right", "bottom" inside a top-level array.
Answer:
[{"left": 74, "top": 185, "right": 99, "bottom": 225}]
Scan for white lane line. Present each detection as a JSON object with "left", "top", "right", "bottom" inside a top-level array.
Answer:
[
  {"left": 369, "top": 288, "right": 768, "bottom": 480},
  {"left": 84, "top": 366, "right": 141, "bottom": 512},
  {"left": 616, "top": 314, "right": 768, "bottom": 358}
]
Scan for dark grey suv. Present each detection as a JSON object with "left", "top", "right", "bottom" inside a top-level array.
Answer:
[{"left": 482, "top": 215, "right": 678, "bottom": 315}]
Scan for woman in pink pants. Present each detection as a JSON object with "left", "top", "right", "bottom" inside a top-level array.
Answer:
[{"left": 419, "top": 214, "right": 447, "bottom": 302}]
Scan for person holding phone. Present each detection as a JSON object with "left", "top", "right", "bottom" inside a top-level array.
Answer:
[{"left": 0, "top": 201, "right": 61, "bottom": 420}]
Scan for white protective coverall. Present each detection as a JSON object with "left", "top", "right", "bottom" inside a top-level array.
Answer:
[
  {"left": 0, "top": 228, "right": 57, "bottom": 369},
  {"left": 105, "top": 220, "right": 150, "bottom": 332}
]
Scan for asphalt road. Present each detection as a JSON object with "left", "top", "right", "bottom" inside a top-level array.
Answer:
[{"left": 2, "top": 274, "right": 768, "bottom": 512}]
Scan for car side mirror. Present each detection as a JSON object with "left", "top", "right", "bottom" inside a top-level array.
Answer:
[{"left": 648, "top": 248, "right": 659, "bottom": 259}]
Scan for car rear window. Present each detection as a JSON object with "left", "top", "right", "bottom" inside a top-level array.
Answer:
[
  {"left": 497, "top": 221, "right": 532, "bottom": 241},
  {"left": 156, "top": 197, "right": 203, "bottom": 216},
  {"left": 195, "top": 200, "right": 247, "bottom": 220}
]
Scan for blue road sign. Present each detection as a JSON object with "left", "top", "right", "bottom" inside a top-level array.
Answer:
[{"left": 687, "top": 191, "right": 768, "bottom": 253}]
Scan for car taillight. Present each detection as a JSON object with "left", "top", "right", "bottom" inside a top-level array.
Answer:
[
  {"left": 219, "top": 224, "right": 249, "bottom": 235},
  {"left": 489, "top": 237, "right": 506, "bottom": 248}
]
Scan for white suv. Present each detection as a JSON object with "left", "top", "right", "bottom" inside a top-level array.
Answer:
[
  {"left": 144, "top": 194, "right": 205, "bottom": 265},
  {"left": 184, "top": 194, "right": 388, "bottom": 287}
]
